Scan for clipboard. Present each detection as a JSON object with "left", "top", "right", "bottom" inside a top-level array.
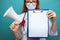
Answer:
[{"left": 27, "top": 9, "right": 49, "bottom": 38}]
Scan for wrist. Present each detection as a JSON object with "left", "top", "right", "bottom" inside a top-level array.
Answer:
[
  {"left": 13, "top": 31, "right": 18, "bottom": 33},
  {"left": 51, "top": 17, "right": 56, "bottom": 22}
]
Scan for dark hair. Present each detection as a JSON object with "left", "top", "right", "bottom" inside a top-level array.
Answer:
[{"left": 22, "top": 0, "right": 40, "bottom": 13}]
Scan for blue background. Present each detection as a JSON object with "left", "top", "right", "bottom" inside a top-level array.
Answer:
[{"left": 0, "top": 0, "right": 60, "bottom": 40}]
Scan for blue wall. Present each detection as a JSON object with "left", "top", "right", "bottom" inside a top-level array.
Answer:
[{"left": 0, "top": 0, "right": 60, "bottom": 40}]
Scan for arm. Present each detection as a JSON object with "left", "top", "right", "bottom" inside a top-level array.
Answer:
[
  {"left": 10, "top": 13, "right": 25, "bottom": 39},
  {"left": 47, "top": 10, "right": 57, "bottom": 34},
  {"left": 51, "top": 17, "right": 56, "bottom": 34},
  {"left": 10, "top": 21, "right": 22, "bottom": 39},
  {"left": 13, "top": 30, "right": 21, "bottom": 39}
]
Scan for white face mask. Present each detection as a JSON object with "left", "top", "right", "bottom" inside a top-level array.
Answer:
[{"left": 26, "top": 2, "right": 36, "bottom": 9}]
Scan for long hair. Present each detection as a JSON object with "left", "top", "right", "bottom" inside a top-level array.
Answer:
[{"left": 22, "top": 0, "right": 40, "bottom": 13}]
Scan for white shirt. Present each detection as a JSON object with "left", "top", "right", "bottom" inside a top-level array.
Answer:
[{"left": 16, "top": 12, "right": 57, "bottom": 40}]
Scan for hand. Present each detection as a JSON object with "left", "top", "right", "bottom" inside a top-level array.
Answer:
[
  {"left": 10, "top": 21, "right": 19, "bottom": 32},
  {"left": 47, "top": 10, "right": 56, "bottom": 21}
]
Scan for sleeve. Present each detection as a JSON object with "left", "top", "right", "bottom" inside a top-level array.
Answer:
[
  {"left": 15, "top": 13, "right": 27, "bottom": 40},
  {"left": 15, "top": 13, "right": 25, "bottom": 40},
  {"left": 15, "top": 26, "right": 23, "bottom": 40},
  {"left": 48, "top": 19, "right": 58, "bottom": 36}
]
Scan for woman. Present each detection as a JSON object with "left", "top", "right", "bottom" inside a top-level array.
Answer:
[{"left": 10, "top": 0, "right": 57, "bottom": 40}]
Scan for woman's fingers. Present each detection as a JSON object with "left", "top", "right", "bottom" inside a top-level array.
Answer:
[
  {"left": 47, "top": 13, "right": 54, "bottom": 18},
  {"left": 47, "top": 10, "right": 56, "bottom": 18},
  {"left": 10, "top": 22, "right": 15, "bottom": 29},
  {"left": 10, "top": 21, "right": 19, "bottom": 31}
]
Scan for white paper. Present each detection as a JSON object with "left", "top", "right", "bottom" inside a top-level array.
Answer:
[{"left": 28, "top": 10, "right": 48, "bottom": 37}]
